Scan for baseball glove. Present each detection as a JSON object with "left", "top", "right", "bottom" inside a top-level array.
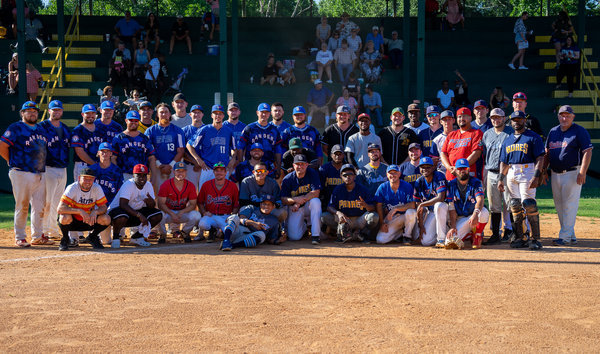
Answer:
[{"left": 444, "top": 230, "right": 464, "bottom": 250}]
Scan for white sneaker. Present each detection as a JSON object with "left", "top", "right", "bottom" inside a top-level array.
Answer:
[
  {"left": 130, "top": 237, "right": 151, "bottom": 247},
  {"left": 111, "top": 239, "right": 121, "bottom": 248},
  {"left": 518, "top": 66, "right": 528, "bottom": 70},
  {"left": 508, "top": 63, "right": 516, "bottom": 70},
  {"left": 326, "top": 80, "right": 333, "bottom": 84}
]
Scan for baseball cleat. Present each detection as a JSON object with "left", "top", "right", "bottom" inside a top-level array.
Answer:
[
  {"left": 69, "top": 238, "right": 79, "bottom": 247},
  {"left": 58, "top": 243, "right": 68, "bottom": 251},
  {"left": 15, "top": 239, "right": 31, "bottom": 247},
  {"left": 570, "top": 237, "right": 578, "bottom": 245},
  {"left": 220, "top": 239, "right": 233, "bottom": 251},
  {"left": 552, "top": 238, "right": 570, "bottom": 246},
  {"left": 483, "top": 234, "right": 501, "bottom": 245},
  {"left": 528, "top": 239, "right": 543, "bottom": 250},
  {"left": 311, "top": 236, "right": 321, "bottom": 245},
  {"left": 130, "top": 237, "right": 151, "bottom": 247},
  {"left": 206, "top": 228, "right": 216, "bottom": 243},
  {"left": 435, "top": 240, "right": 445, "bottom": 248},
  {"left": 510, "top": 238, "right": 528, "bottom": 248},
  {"left": 111, "top": 239, "right": 121, "bottom": 248},
  {"left": 31, "top": 235, "right": 55, "bottom": 245}
]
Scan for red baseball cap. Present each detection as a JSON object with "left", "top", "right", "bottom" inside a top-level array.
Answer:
[
  {"left": 456, "top": 107, "right": 472, "bottom": 116},
  {"left": 132, "top": 164, "right": 149, "bottom": 174},
  {"left": 512, "top": 92, "right": 527, "bottom": 101}
]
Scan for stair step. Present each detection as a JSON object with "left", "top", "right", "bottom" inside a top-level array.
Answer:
[
  {"left": 38, "top": 88, "right": 90, "bottom": 96},
  {"left": 544, "top": 61, "right": 597, "bottom": 70},
  {"left": 61, "top": 119, "right": 80, "bottom": 128},
  {"left": 51, "top": 34, "right": 104, "bottom": 42},
  {"left": 539, "top": 48, "right": 592, "bottom": 56},
  {"left": 548, "top": 76, "right": 600, "bottom": 84},
  {"left": 579, "top": 121, "right": 600, "bottom": 129},
  {"left": 535, "top": 35, "right": 587, "bottom": 43},
  {"left": 552, "top": 90, "right": 599, "bottom": 98},
  {"left": 48, "top": 46, "right": 101, "bottom": 55},
  {"left": 39, "top": 103, "right": 84, "bottom": 112},
  {"left": 566, "top": 105, "right": 600, "bottom": 114},
  {"left": 42, "top": 73, "right": 93, "bottom": 82},
  {"left": 42, "top": 60, "right": 96, "bottom": 68}
]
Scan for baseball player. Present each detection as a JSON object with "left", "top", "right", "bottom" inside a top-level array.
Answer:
[
  {"left": 156, "top": 161, "right": 201, "bottom": 243},
  {"left": 170, "top": 92, "right": 192, "bottom": 128},
  {"left": 223, "top": 102, "right": 246, "bottom": 147},
  {"left": 319, "top": 144, "right": 344, "bottom": 212},
  {"left": 145, "top": 102, "right": 186, "bottom": 192},
  {"left": 108, "top": 163, "right": 163, "bottom": 248},
  {"left": 398, "top": 142, "right": 422, "bottom": 187},
  {"left": 356, "top": 143, "right": 388, "bottom": 196},
  {"left": 471, "top": 100, "right": 493, "bottom": 132},
  {"left": 511, "top": 92, "right": 544, "bottom": 138},
  {"left": 236, "top": 103, "right": 282, "bottom": 174},
  {"left": 187, "top": 104, "right": 237, "bottom": 192},
  {"left": 404, "top": 103, "right": 430, "bottom": 135},
  {"left": 137, "top": 100, "right": 156, "bottom": 133},
  {"left": 182, "top": 104, "right": 205, "bottom": 190},
  {"left": 281, "top": 137, "right": 319, "bottom": 176},
  {"left": 322, "top": 164, "right": 378, "bottom": 243},
  {"left": 413, "top": 157, "right": 448, "bottom": 247},
  {"left": 418, "top": 105, "right": 443, "bottom": 159},
  {"left": 377, "top": 107, "right": 419, "bottom": 165},
  {"left": 481, "top": 108, "right": 514, "bottom": 244},
  {"left": 430, "top": 110, "right": 456, "bottom": 175},
  {"left": 111, "top": 110, "right": 157, "bottom": 179},
  {"left": 321, "top": 105, "right": 359, "bottom": 156},
  {"left": 440, "top": 107, "right": 483, "bottom": 180},
  {"left": 219, "top": 194, "right": 281, "bottom": 251},
  {"left": 270, "top": 102, "right": 292, "bottom": 134},
  {"left": 281, "top": 105, "right": 324, "bottom": 165},
  {"left": 542, "top": 105, "right": 593, "bottom": 246},
  {"left": 57, "top": 167, "right": 110, "bottom": 251},
  {"left": 374, "top": 164, "right": 417, "bottom": 244},
  {"left": 239, "top": 161, "right": 286, "bottom": 219},
  {"left": 71, "top": 104, "right": 102, "bottom": 180},
  {"left": 95, "top": 100, "right": 123, "bottom": 144},
  {"left": 0, "top": 101, "right": 53, "bottom": 247},
  {"left": 445, "top": 158, "right": 489, "bottom": 249},
  {"left": 497, "top": 111, "right": 545, "bottom": 250},
  {"left": 281, "top": 154, "right": 322, "bottom": 244},
  {"left": 345, "top": 113, "right": 382, "bottom": 168},
  {"left": 196, "top": 162, "right": 240, "bottom": 242},
  {"left": 232, "top": 143, "right": 276, "bottom": 183},
  {"left": 38, "top": 100, "right": 70, "bottom": 240}
]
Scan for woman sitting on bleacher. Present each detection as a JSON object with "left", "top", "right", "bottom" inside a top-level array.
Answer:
[{"left": 360, "top": 40, "right": 382, "bottom": 83}]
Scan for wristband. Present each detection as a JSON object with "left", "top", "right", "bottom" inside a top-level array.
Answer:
[
  {"left": 169, "top": 160, "right": 177, "bottom": 168},
  {"left": 241, "top": 218, "right": 246, "bottom": 226}
]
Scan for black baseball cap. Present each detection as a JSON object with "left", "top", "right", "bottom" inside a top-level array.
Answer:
[
  {"left": 173, "top": 93, "right": 186, "bottom": 102},
  {"left": 331, "top": 144, "right": 343, "bottom": 154},
  {"left": 79, "top": 167, "right": 96, "bottom": 177},
  {"left": 293, "top": 154, "right": 308, "bottom": 164}
]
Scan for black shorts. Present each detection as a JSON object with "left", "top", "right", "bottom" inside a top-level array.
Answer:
[
  {"left": 60, "top": 218, "right": 106, "bottom": 232},
  {"left": 109, "top": 207, "right": 162, "bottom": 227}
]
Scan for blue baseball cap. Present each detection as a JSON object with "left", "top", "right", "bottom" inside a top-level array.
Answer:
[
  {"left": 419, "top": 157, "right": 434, "bottom": 167},
  {"left": 473, "top": 100, "right": 488, "bottom": 109},
  {"left": 250, "top": 143, "right": 263, "bottom": 151},
  {"left": 81, "top": 104, "right": 97, "bottom": 113},
  {"left": 21, "top": 101, "right": 39, "bottom": 111},
  {"left": 293, "top": 106, "right": 306, "bottom": 115},
  {"left": 336, "top": 105, "right": 351, "bottom": 114},
  {"left": 386, "top": 165, "right": 400, "bottom": 173},
  {"left": 98, "top": 142, "right": 112, "bottom": 151},
  {"left": 510, "top": 111, "right": 527, "bottom": 120},
  {"left": 211, "top": 104, "right": 225, "bottom": 113},
  {"left": 558, "top": 105, "right": 574, "bottom": 114},
  {"left": 48, "top": 100, "right": 63, "bottom": 110},
  {"left": 340, "top": 164, "right": 357, "bottom": 174},
  {"left": 257, "top": 103, "right": 271, "bottom": 112},
  {"left": 260, "top": 194, "right": 277, "bottom": 204},
  {"left": 440, "top": 110, "right": 455, "bottom": 119},
  {"left": 173, "top": 161, "right": 186, "bottom": 170},
  {"left": 455, "top": 158, "right": 469, "bottom": 169},
  {"left": 138, "top": 101, "right": 153, "bottom": 109},
  {"left": 100, "top": 100, "right": 115, "bottom": 110},
  {"left": 190, "top": 104, "right": 204, "bottom": 112},
  {"left": 426, "top": 105, "right": 440, "bottom": 115},
  {"left": 126, "top": 110, "right": 140, "bottom": 120}
]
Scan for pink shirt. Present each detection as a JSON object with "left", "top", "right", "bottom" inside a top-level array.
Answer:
[{"left": 26, "top": 69, "right": 41, "bottom": 94}]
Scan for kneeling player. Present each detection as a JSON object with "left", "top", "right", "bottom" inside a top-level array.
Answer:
[
  {"left": 220, "top": 195, "right": 281, "bottom": 251},
  {"left": 445, "top": 159, "right": 488, "bottom": 249},
  {"left": 413, "top": 157, "right": 448, "bottom": 247},
  {"left": 57, "top": 167, "right": 111, "bottom": 251}
]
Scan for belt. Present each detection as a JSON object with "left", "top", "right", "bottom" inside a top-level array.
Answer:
[
  {"left": 551, "top": 166, "right": 578, "bottom": 174},
  {"left": 488, "top": 169, "right": 499, "bottom": 174}
]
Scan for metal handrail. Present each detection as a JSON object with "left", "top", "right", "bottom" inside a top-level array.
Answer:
[{"left": 580, "top": 54, "right": 600, "bottom": 128}]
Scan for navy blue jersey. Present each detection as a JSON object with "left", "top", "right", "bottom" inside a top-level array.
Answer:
[
  {"left": 413, "top": 171, "right": 447, "bottom": 211},
  {"left": 238, "top": 122, "right": 283, "bottom": 165},
  {"left": 375, "top": 180, "right": 414, "bottom": 215},
  {"left": 38, "top": 119, "right": 70, "bottom": 168},
  {"left": 1, "top": 122, "right": 47, "bottom": 173},
  {"left": 71, "top": 124, "right": 103, "bottom": 163},
  {"left": 319, "top": 162, "right": 343, "bottom": 201},
  {"left": 89, "top": 162, "right": 123, "bottom": 204},
  {"left": 329, "top": 183, "right": 373, "bottom": 217},
  {"left": 281, "top": 125, "right": 324, "bottom": 157},
  {"left": 272, "top": 120, "right": 292, "bottom": 135},
  {"left": 545, "top": 123, "right": 593, "bottom": 172},
  {"left": 145, "top": 123, "right": 185, "bottom": 164},
  {"left": 500, "top": 130, "right": 545, "bottom": 165},
  {"left": 182, "top": 124, "right": 202, "bottom": 142},
  {"left": 231, "top": 160, "right": 276, "bottom": 183},
  {"left": 356, "top": 163, "right": 388, "bottom": 196},
  {"left": 281, "top": 167, "right": 321, "bottom": 198},
  {"left": 398, "top": 161, "right": 422, "bottom": 187},
  {"left": 239, "top": 204, "right": 280, "bottom": 241},
  {"left": 188, "top": 124, "right": 236, "bottom": 167},
  {"left": 418, "top": 126, "right": 443, "bottom": 157},
  {"left": 471, "top": 119, "right": 493, "bottom": 133},
  {"left": 94, "top": 119, "right": 123, "bottom": 144},
  {"left": 223, "top": 120, "right": 247, "bottom": 148},
  {"left": 446, "top": 177, "right": 484, "bottom": 217},
  {"left": 111, "top": 132, "right": 155, "bottom": 174}
]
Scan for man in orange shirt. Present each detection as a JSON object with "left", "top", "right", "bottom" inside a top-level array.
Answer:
[{"left": 440, "top": 107, "right": 483, "bottom": 180}]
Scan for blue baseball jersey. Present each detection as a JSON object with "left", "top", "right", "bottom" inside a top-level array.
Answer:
[
  {"left": 38, "top": 120, "right": 71, "bottom": 168},
  {"left": 94, "top": 119, "right": 123, "bottom": 144},
  {"left": 499, "top": 130, "right": 545, "bottom": 165},
  {"left": 231, "top": 160, "right": 276, "bottom": 183},
  {"left": 413, "top": 171, "right": 447, "bottom": 211},
  {"left": 71, "top": 124, "right": 103, "bottom": 163},
  {"left": 281, "top": 167, "right": 321, "bottom": 198},
  {"left": 329, "top": 182, "right": 373, "bottom": 217},
  {"left": 281, "top": 125, "right": 324, "bottom": 157},
  {"left": 398, "top": 161, "right": 422, "bottom": 187},
  {"left": 418, "top": 126, "right": 443, "bottom": 157},
  {"left": 188, "top": 124, "right": 235, "bottom": 167},
  {"left": 319, "top": 162, "right": 343, "bottom": 199},
  {"left": 272, "top": 120, "right": 292, "bottom": 135},
  {"left": 223, "top": 120, "right": 246, "bottom": 148},
  {"left": 111, "top": 132, "right": 155, "bottom": 174},
  {"left": 89, "top": 162, "right": 123, "bottom": 204},
  {"left": 446, "top": 177, "right": 484, "bottom": 217},
  {"left": 375, "top": 180, "right": 414, "bottom": 215},
  {"left": 471, "top": 119, "right": 493, "bottom": 133},
  {"left": 238, "top": 122, "right": 283, "bottom": 164},
  {"left": 545, "top": 123, "right": 593, "bottom": 172},
  {"left": 144, "top": 123, "right": 185, "bottom": 164},
  {"left": 182, "top": 124, "right": 202, "bottom": 142},
  {"left": 1, "top": 122, "right": 47, "bottom": 173}
]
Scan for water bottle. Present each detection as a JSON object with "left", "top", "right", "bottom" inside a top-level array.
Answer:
[{"left": 250, "top": 75, "right": 254, "bottom": 84}]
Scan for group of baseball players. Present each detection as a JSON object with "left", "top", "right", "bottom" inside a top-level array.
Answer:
[{"left": 0, "top": 90, "right": 592, "bottom": 252}]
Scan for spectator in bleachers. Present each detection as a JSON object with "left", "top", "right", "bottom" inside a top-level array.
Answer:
[
  {"left": 169, "top": 15, "right": 192, "bottom": 55},
  {"left": 307, "top": 79, "right": 334, "bottom": 126},
  {"left": 336, "top": 88, "right": 358, "bottom": 119},
  {"left": 381, "top": 27, "right": 403, "bottom": 69},
  {"left": 360, "top": 40, "right": 382, "bottom": 83},
  {"left": 315, "top": 16, "right": 331, "bottom": 48},
  {"left": 275, "top": 60, "right": 296, "bottom": 86},
  {"left": 344, "top": 71, "right": 361, "bottom": 107},
  {"left": 362, "top": 84, "right": 383, "bottom": 127},
  {"left": 109, "top": 47, "right": 131, "bottom": 91},
  {"left": 550, "top": 11, "right": 574, "bottom": 69},
  {"left": 508, "top": 11, "right": 530, "bottom": 70},
  {"left": 334, "top": 39, "right": 356, "bottom": 83},
  {"left": 100, "top": 85, "right": 121, "bottom": 109},
  {"left": 7, "top": 53, "right": 18, "bottom": 95},
  {"left": 133, "top": 41, "right": 151, "bottom": 80},
  {"left": 436, "top": 80, "right": 455, "bottom": 111},
  {"left": 206, "top": 0, "right": 220, "bottom": 42},
  {"left": 144, "top": 52, "right": 166, "bottom": 104},
  {"left": 327, "top": 30, "right": 342, "bottom": 53},
  {"left": 124, "top": 89, "right": 143, "bottom": 110},
  {"left": 347, "top": 28, "right": 362, "bottom": 57},
  {"left": 336, "top": 12, "right": 359, "bottom": 39},
  {"left": 260, "top": 54, "right": 278, "bottom": 85},
  {"left": 489, "top": 86, "right": 510, "bottom": 110},
  {"left": 25, "top": 61, "right": 41, "bottom": 102},
  {"left": 441, "top": 0, "right": 464, "bottom": 31},
  {"left": 453, "top": 70, "right": 469, "bottom": 107},
  {"left": 114, "top": 10, "right": 142, "bottom": 49},
  {"left": 365, "top": 26, "right": 384, "bottom": 53},
  {"left": 143, "top": 12, "right": 160, "bottom": 53},
  {"left": 10, "top": 9, "right": 47, "bottom": 53},
  {"left": 555, "top": 36, "right": 580, "bottom": 98},
  {"left": 316, "top": 42, "right": 334, "bottom": 84}
]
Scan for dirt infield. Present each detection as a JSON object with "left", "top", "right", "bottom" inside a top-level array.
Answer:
[{"left": 1, "top": 213, "right": 599, "bottom": 352}]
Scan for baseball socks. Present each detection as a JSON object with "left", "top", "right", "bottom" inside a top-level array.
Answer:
[{"left": 484, "top": 213, "right": 502, "bottom": 245}]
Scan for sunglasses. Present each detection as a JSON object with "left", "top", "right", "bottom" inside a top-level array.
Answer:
[
  {"left": 428, "top": 113, "right": 440, "bottom": 117},
  {"left": 254, "top": 169, "right": 267, "bottom": 174},
  {"left": 341, "top": 173, "right": 355, "bottom": 177}
]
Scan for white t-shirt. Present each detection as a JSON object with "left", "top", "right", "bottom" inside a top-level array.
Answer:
[
  {"left": 437, "top": 89, "right": 455, "bottom": 109},
  {"left": 404, "top": 122, "right": 430, "bottom": 135},
  {"left": 108, "top": 179, "right": 155, "bottom": 210},
  {"left": 61, "top": 182, "right": 107, "bottom": 219},
  {"left": 144, "top": 57, "right": 160, "bottom": 81},
  {"left": 344, "top": 132, "right": 382, "bottom": 168},
  {"left": 316, "top": 50, "right": 333, "bottom": 65},
  {"left": 346, "top": 35, "right": 362, "bottom": 53}
]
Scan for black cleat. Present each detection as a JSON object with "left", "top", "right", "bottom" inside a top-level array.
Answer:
[
  {"left": 311, "top": 236, "right": 321, "bottom": 245},
  {"left": 58, "top": 243, "right": 68, "bottom": 251},
  {"left": 483, "top": 234, "right": 501, "bottom": 245},
  {"left": 206, "top": 228, "right": 216, "bottom": 243},
  {"left": 528, "top": 239, "right": 543, "bottom": 250},
  {"left": 501, "top": 228, "right": 513, "bottom": 243},
  {"left": 157, "top": 237, "right": 166, "bottom": 244},
  {"left": 510, "top": 238, "right": 528, "bottom": 248}
]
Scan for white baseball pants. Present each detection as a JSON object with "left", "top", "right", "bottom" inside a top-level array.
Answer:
[
  {"left": 376, "top": 209, "right": 417, "bottom": 244},
  {"left": 9, "top": 170, "right": 45, "bottom": 241},
  {"left": 286, "top": 198, "right": 322, "bottom": 241},
  {"left": 42, "top": 166, "right": 67, "bottom": 238}
]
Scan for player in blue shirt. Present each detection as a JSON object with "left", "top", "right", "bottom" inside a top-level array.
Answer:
[
  {"left": 111, "top": 110, "right": 157, "bottom": 179},
  {"left": 223, "top": 102, "right": 246, "bottom": 148},
  {"left": 182, "top": 104, "right": 205, "bottom": 190},
  {"left": 270, "top": 102, "right": 292, "bottom": 135},
  {"left": 322, "top": 164, "right": 378, "bottom": 243},
  {"left": 0, "top": 101, "right": 53, "bottom": 247},
  {"left": 237, "top": 103, "right": 283, "bottom": 175},
  {"left": 418, "top": 105, "right": 443, "bottom": 157},
  {"left": 446, "top": 158, "right": 488, "bottom": 249},
  {"left": 398, "top": 142, "right": 422, "bottom": 187},
  {"left": 319, "top": 144, "right": 345, "bottom": 211},
  {"left": 72, "top": 104, "right": 103, "bottom": 179},
  {"left": 498, "top": 111, "right": 545, "bottom": 250},
  {"left": 95, "top": 100, "right": 123, "bottom": 144},
  {"left": 413, "top": 157, "right": 448, "bottom": 247},
  {"left": 375, "top": 164, "right": 417, "bottom": 244},
  {"left": 281, "top": 106, "right": 324, "bottom": 164},
  {"left": 471, "top": 100, "right": 493, "bottom": 133},
  {"left": 231, "top": 143, "right": 276, "bottom": 183}
]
